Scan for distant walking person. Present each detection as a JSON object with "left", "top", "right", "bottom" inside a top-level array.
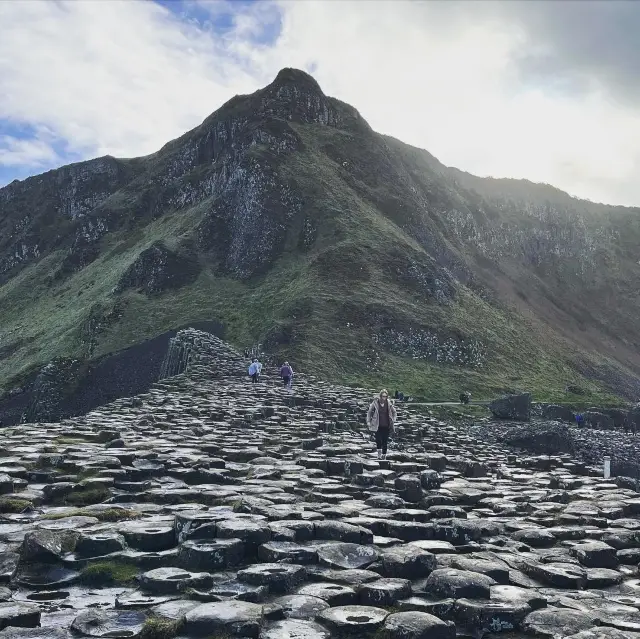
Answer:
[
  {"left": 280, "top": 361, "right": 294, "bottom": 388},
  {"left": 367, "top": 389, "right": 397, "bottom": 460},
  {"left": 248, "top": 358, "right": 262, "bottom": 384}
]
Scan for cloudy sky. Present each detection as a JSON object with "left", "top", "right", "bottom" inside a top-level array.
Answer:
[{"left": 1, "top": 0, "right": 639, "bottom": 206}]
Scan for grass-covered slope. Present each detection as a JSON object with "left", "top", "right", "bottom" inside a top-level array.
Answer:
[{"left": 1, "top": 68, "right": 639, "bottom": 405}]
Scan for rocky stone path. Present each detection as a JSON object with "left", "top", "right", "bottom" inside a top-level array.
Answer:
[{"left": 1, "top": 336, "right": 640, "bottom": 638}]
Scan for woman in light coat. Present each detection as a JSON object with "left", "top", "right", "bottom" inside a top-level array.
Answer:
[{"left": 367, "top": 389, "right": 397, "bottom": 459}]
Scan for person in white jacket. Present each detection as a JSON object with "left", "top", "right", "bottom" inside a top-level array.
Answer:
[
  {"left": 366, "top": 389, "right": 397, "bottom": 459},
  {"left": 248, "top": 358, "right": 262, "bottom": 384}
]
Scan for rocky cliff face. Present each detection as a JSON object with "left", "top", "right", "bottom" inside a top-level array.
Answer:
[
  {"left": 1, "top": 67, "right": 639, "bottom": 406},
  {"left": 0, "top": 156, "right": 138, "bottom": 280},
  {"left": 115, "top": 242, "right": 200, "bottom": 295}
]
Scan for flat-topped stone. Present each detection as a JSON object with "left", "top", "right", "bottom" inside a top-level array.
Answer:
[{"left": 184, "top": 600, "right": 264, "bottom": 637}]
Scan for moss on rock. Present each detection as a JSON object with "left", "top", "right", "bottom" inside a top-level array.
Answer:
[
  {"left": 79, "top": 561, "right": 139, "bottom": 587},
  {"left": 0, "top": 497, "right": 32, "bottom": 513}
]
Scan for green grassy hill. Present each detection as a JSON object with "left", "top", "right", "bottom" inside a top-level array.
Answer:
[{"left": 1, "top": 68, "right": 639, "bottom": 406}]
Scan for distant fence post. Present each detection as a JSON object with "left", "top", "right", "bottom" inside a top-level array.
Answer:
[{"left": 604, "top": 456, "right": 611, "bottom": 479}]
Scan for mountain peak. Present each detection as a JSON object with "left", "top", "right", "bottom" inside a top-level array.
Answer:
[
  {"left": 239, "top": 65, "right": 349, "bottom": 129},
  {"left": 270, "top": 67, "right": 324, "bottom": 94},
  {"left": 196, "top": 66, "right": 369, "bottom": 136}
]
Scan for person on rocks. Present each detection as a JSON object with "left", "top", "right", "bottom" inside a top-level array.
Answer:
[
  {"left": 248, "top": 358, "right": 262, "bottom": 384},
  {"left": 367, "top": 389, "right": 397, "bottom": 460},
  {"left": 280, "top": 361, "right": 294, "bottom": 388}
]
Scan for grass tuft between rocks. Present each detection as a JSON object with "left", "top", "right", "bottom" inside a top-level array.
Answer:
[
  {"left": 140, "top": 617, "right": 184, "bottom": 639},
  {"left": 79, "top": 561, "right": 139, "bottom": 587},
  {"left": 60, "top": 487, "right": 111, "bottom": 507},
  {"left": 0, "top": 497, "right": 32, "bottom": 513},
  {"left": 42, "top": 507, "right": 139, "bottom": 522},
  {"left": 77, "top": 468, "right": 101, "bottom": 480},
  {"left": 231, "top": 500, "right": 246, "bottom": 513}
]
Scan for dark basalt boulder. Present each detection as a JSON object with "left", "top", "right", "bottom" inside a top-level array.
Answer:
[
  {"left": 423, "top": 569, "right": 495, "bottom": 599},
  {"left": 628, "top": 405, "right": 640, "bottom": 430},
  {"left": 521, "top": 607, "right": 595, "bottom": 637},
  {"left": 583, "top": 411, "right": 614, "bottom": 430},
  {"left": 504, "top": 423, "right": 575, "bottom": 455},
  {"left": 0, "top": 603, "right": 41, "bottom": 632},
  {"left": 601, "top": 408, "right": 627, "bottom": 428},
  {"left": 381, "top": 611, "right": 455, "bottom": 639},
  {"left": 260, "top": 620, "right": 330, "bottom": 639},
  {"left": 489, "top": 393, "right": 531, "bottom": 421},
  {"left": 317, "top": 544, "right": 379, "bottom": 570},
  {"left": 185, "top": 601, "right": 264, "bottom": 638},
  {"left": 21, "top": 530, "right": 79, "bottom": 563},
  {"left": 541, "top": 404, "right": 575, "bottom": 423},
  {"left": 70, "top": 610, "right": 146, "bottom": 639},
  {"left": 317, "top": 605, "right": 388, "bottom": 635}
]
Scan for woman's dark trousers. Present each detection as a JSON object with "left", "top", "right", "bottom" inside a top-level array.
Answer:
[{"left": 375, "top": 427, "right": 389, "bottom": 454}]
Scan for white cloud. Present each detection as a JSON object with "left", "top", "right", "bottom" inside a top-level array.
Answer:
[
  {"left": 1, "top": 0, "right": 639, "bottom": 206},
  {"left": 0, "top": 135, "right": 58, "bottom": 167},
  {"left": 0, "top": 0, "right": 266, "bottom": 159}
]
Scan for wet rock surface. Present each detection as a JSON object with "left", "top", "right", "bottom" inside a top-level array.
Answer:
[{"left": 1, "top": 336, "right": 640, "bottom": 638}]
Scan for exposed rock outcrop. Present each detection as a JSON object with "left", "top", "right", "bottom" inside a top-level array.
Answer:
[
  {"left": 489, "top": 393, "right": 532, "bottom": 421},
  {"left": 24, "top": 358, "right": 85, "bottom": 424},
  {"left": 159, "top": 329, "right": 244, "bottom": 380},
  {"left": 0, "top": 156, "right": 135, "bottom": 279},
  {"left": 504, "top": 422, "right": 575, "bottom": 455},
  {"left": 373, "top": 328, "right": 486, "bottom": 369},
  {"left": 541, "top": 404, "right": 576, "bottom": 423},
  {"left": 0, "top": 322, "right": 223, "bottom": 426},
  {"left": 628, "top": 405, "right": 640, "bottom": 430},
  {"left": 583, "top": 411, "right": 614, "bottom": 430},
  {"left": 116, "top": 242, "right": 200, "bottom": 295}
]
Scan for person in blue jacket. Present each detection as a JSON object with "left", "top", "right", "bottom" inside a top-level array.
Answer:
[{"left": 248, "top": 358, "right": 262, "bottom": 384}]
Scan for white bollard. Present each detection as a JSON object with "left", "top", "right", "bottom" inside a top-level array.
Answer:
[{"left": 604, "top": 456, "right": 611, "bottom": 480}]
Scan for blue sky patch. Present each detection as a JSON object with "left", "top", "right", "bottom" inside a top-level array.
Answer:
[{"left": 157, "top": 0, "right": 282, "bottom": 46}]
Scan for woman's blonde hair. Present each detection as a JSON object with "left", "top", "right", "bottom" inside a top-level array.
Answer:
[{"left": 379, "top": 389, "right": 389, "bottom": 399}]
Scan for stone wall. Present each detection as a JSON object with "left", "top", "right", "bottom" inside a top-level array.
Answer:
[
  {"left": 0, "top": 320, "right": 224, "bottom": 426},
  {"left": 159, "top": 328, "right": 247, "bottom": 380}
]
